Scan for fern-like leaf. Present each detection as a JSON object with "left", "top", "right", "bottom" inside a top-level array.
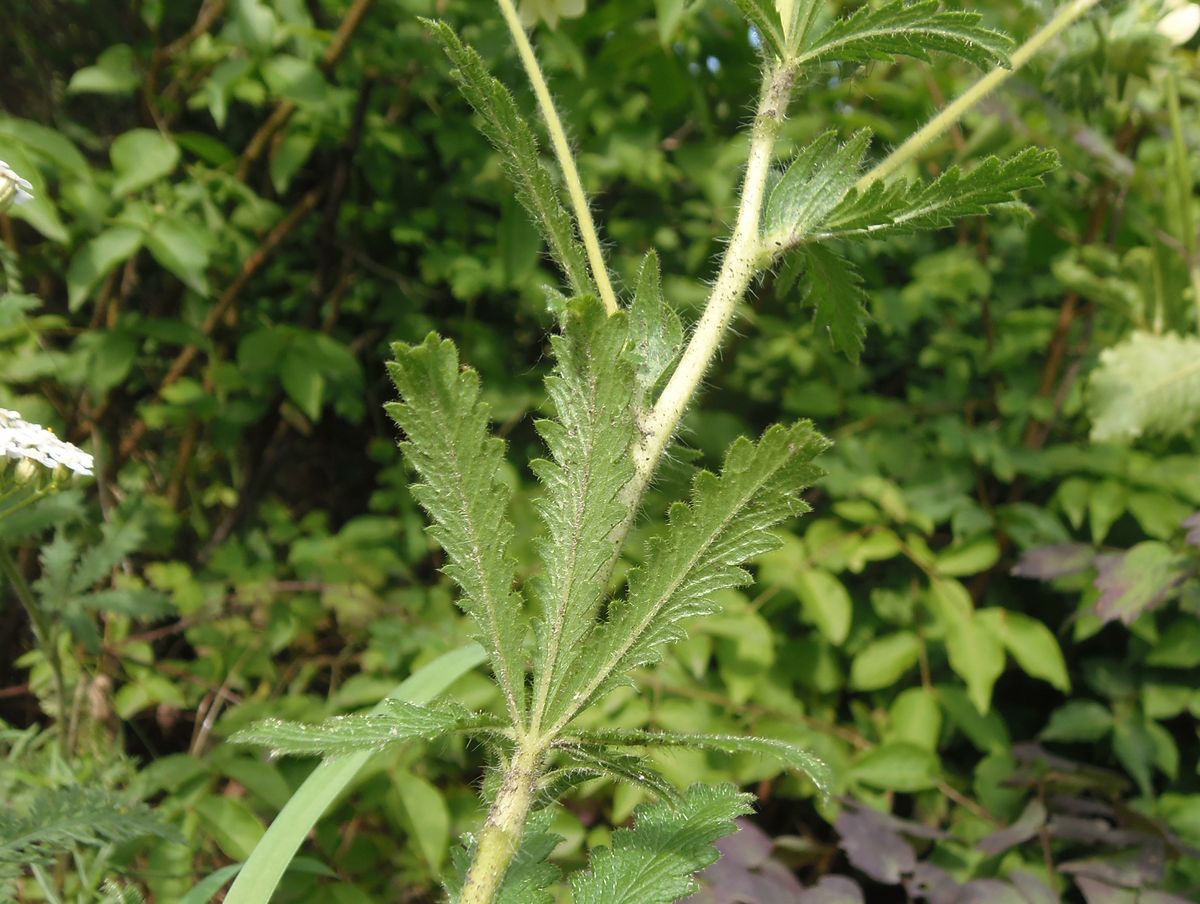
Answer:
[
  {"left": 545, "top": 421, "right": 827, "bottom": 729},
  {"left": 796, "top": 0, "right": 1013, "bottom": 70},
  {"left": 424, "top": 20, "right": 595, "bottom": 297},
  {"left": 763, "top": 129, "right": 872, "bottom": 247},
  {"left": 0, "top": 786, "right": 174, "bottom": 876},
  {"left": 569, "top": 784, "right": 753, "bottom": 904},
  {"left": 821, "top": 148, "right": 1059, "bottom": 239},
  {"left": 1088, "top": 331, "right": 1200, "bottom": 442},
  {"left": 731, "top": 0, "right": 787, "bottom": 59},
  {"left": 562, "top": 728, "right": 831, "bottom": 800},
  {"left": 529, "top": 298, "right": 640, "bottom": 728},
  {"left": 229, "top": 699, "right": 506, "bottom": 757},
  {"left": 387, "top": 335, "right": 527, "bottom": 722},
  {"left": 801, "top": 243, "right": 870, "bottom": 363}
]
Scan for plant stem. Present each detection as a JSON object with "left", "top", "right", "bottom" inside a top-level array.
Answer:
[
  {"left": 494, "top": 0, "right": 619, "bottom": 315},
  {"left": 1165, "top": 71, "right": 1200, "bottom": 330},
  {"left": 633, "top": 62, "right": 796, "bottom": 490},
  {"left": 858, "top": 0, "right": 1103, "bottom": 189},
  {"left": 0, "top": 544, "right": 68, "bottom": 756},
  {"left": 458, "top": 744, "right": 543, "bottom": 904}
]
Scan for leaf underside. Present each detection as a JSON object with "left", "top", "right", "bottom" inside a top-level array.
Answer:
[{"left": 1087, "top": 331, "right": 1200, "bottom": 442}]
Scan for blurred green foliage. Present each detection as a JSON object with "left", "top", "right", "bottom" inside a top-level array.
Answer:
[{"left": 1, "top": 0, "right": 1199, "bottom": 901}]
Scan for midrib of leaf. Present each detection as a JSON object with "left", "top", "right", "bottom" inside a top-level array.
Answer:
[
  {"left": 1124, "top": 356, "right": 1200, "bottom": 407},
  {"left": 425, "top": 378, "right": 523, "bottom": 725},
  {"left": 799, "top": 24, "right": 997, "bottom": 65},
  {"left": 547, "top": 459, "right": 783, "bottom": 734},
  {"left": 529, "top": 359, "right": 604, "bottom": 735}
]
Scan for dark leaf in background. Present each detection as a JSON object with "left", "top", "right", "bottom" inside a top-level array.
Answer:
[
  {"left": 797, "top": 876, "right": 864, "bottom": 904},
  {"left": 834, "top": 805, "right": 916, "bottom": 883},
  {"left": 1011, "top": 543, "right": 1096, "bottom": 581},
  {"left": 1183, "top": 512, "right": 1200, "bottom": 547},
  {"left": 1093, "top": 543, "right": 1188, "bottom": 624},
  {"left": 685, "top": 818, "right": 806, "bottom": 904},
  {"left": 977, "top": 799, "right": 1046, "bottom": 855}
]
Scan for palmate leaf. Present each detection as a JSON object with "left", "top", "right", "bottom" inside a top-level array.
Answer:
[
  {"left": 569, "top": 784, "right": 753, "bottom": 904},
  {"left": 801, "top": 243, "right": 870, "bottom": 363},
  {"left": 1087, "top": 331, "right": 1200, "bottom": 442},
  {"left": 530, "top": 298, "right": 639, "bottom": 724},
  {"left": 544, "top": 421, "right": 827, "bottom": 729},
  {"left": 820, "top": 148, "right": 1059, "bottom": 239},
  {"left": 230, "top": 699, "right": 508, "bottom": 757},
  {"left": 763, "top": 130, "right": 872, "bottom": 248},
  {"left": 796, "top": 0, "right": 1013, "bottom": 70},
  {"left": 386, "top": 336, "right": 527, "bottom": 722},
  {"left": 564, "top": 728, "right": 832, "bottom": 799},
  {"left": 423, "top": 20, "right": 594, "bottom": 298}
]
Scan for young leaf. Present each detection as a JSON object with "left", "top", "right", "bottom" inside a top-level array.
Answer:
[
  {"left": 1087, "top": 331, "right": 1200, "bottom": 442},
  {"left": 800, "top": 243, "right": 870, "bottom": 363},
  {"left": 529, "top": 299, "right": 639, "bottom": 727},
  {"left": 628, "top": 251, "right": 683, "bottom": 411},
  {"left": 763, "top": 130, "right": 872, "bottom": 246},
  {"left": 548, "top": 746, "right": 680, "bottom": 803},
  {"left": 386, "top": 335, "right": 527, "bottom": 722},
  {"left": 563, "top": 728, "right": 831, "bottom": 799},
  {"left": 821, "top": 148, "right": 1059, "bottom": 239},
  {"left": 569, "top": 784, "right": 753, "bottom": 904},
  {"left": 423, "top": 20, "right": 595, "bottom": 298},
  {"left": 545, "top": 421, "right": 828, "bottom": 729},
  {"left": 229, "top": 699, "right": 506, "bottom": 757},
  {"left": 796, "top": 0, "right": 1014, "bottom": 70},
  {"left": 731, "top": 0, "right": 787, "bottom": 59}
]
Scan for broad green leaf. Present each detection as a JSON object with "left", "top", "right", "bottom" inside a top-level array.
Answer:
[
  {"left": 567, "top": 727, "right": 831, "bottom": 798},
  {"left": 849, "top": 742, "right": 940, "bottom": 792},
  {"left": 887, "top": 688, "right": 942, "bottom": 751},
  {"left": 393, "top": 771, "right": 449, "bottom": 872},
  {"left": 763, "top": 130, "right": 871, "bottom": 244},
  {"left": 931, "top": 578, "right": 1004, "bottom": 714},
  {"left": 145, "top": 215, "right": 212, "bottom": 296},
  {"left": 386, "top": 336, "right": 528, "bottom": 721},
  {"left": 530, "top": 299, "right": 639, "bottom": 727},
  {"left": 978, "top": 609, "right": 1070, "bottom": 692},
  {"left": 424, "top": 21, "right": 595, "bottom": 297},
  {"left": 110, "top": 129, "right": 180, "bottom": 195},
  {"left": 1113, "top": 712, "right": 1157, "bottom": 797},
  {"left": 731, "top": 0, "right": 787, "bottom": 59},
  {"left": 1087, "top": 331, "right": 1200, "bottom": 442},
  {"left": 799, "top": 243, "right": 869, "bottom": 362},
  {"left": 230, "top": 698, "right": 500, "bottom": 758},
  {"left": 1146, "top": 619, "right": 1200, "bottom": 669},
  {"left": 195, "top": 797, "right": 265, "bottom": 862},
  {"left": 67, "top": 45, "right": 140, "bottom": 95},
  {"left": 221, "top": 645, "right": 485, "bottom": 904},
  {"left": 850, "top": 631, "right": 921, "bottom": 690},
  {"left": 569, "top": 784, "right": 752, "bottom": 904},
  {"left": 280, "top": 354, "right": 324, "bottom": 421},
  {"left": 66, "top": 226, "right": 144, "bottom": 311},
  {"left": 792, "top": 566, "right": 853, "bottom": 645},
  {"left": 1040, "top": 700, "right": 1113, "bottom": 743},
  {"left": 823, "top": 148, "right": 1058, "bottom": 238},
  {"left": 796, "top": 0, "right": 1013, "bottom": 69},
  {"left": 0, "top": 141, "right": 69, "bottom": 242},
  {"left": 547, "top": 422, "right": 828, "bottom": 728}
]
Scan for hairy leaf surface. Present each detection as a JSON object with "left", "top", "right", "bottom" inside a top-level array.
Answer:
[
  {"left": 800, "top": 243, "right": 870, "bottom": 363},
  {"left": 629, "top": 251, "right": 683, "bottom": 412},
  {"left": 731, "top": 0, "right": 787, "bottom": 59},
  {"left": 763, "top": 130, "right": 872, "bottom": 246},
  {"left": 1087, "top": 331, "right": 1200, "bottom": 442},
  {"left": 797, "top": 0, "right": 1013, "bottom": 69},
  {"left": 229, "top": 699, "right": 505, "bottom": 757},
  {"left": 545, "top": 422, "right": 827, "bottom": 729},
  {"left": 569, "top": 784, "right": 753, "bottom": 904},
  {"left": 386, "top": 335, "right": 527, "bottom": 721},
  {"left": 530, "top": 299, "right": 639, "bottom": 728},
  {"left": 424, "top": 20, "right": 594, "bottom": 297}
]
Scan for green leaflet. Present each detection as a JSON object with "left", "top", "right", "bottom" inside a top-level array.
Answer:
[
  {"left": 821, "top": 148, "right": 1059, "bottom": 238},
  {"left": 569, "top": 784, "right": 752, "bottom": 904},
  {"left": 628, "top": 251, "right": 683, "bottom": 412},
  {"left": 730, "top": 0, "right": 787, "bottom": 59},
  {"left": 423, "top": 20, "right": 595, "bottom": 298},
  {"left": 386, "top": 335, "right": 527, "bottom": 723},
  {"left": 801, "top": 243, "right": 870, "bottom": 363},
  {"left": 228, "top": 699, "right": 507, "bottom": 757},
  {"left": 544, "top": 421, "right": 828, "bottom": 730},
  {"left": 1087, "top": 331, "right": 1200, "bottom": 442},
  {"left": 529, "top": 298, "right": 640, "bottom": 729},
  {"left": 796, "top": 0, "right": 1014, "bottom": 69},
  {"left": 763, "top": 130, "right": 872, "bottom": 247},
  {"left": 546, "top": 746, "right": 680, "bottom": 804},
  {"left": 562, "top": 727, "right": 831, "bottom": 800}
]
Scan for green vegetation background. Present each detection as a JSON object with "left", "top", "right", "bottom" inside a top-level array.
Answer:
[{"left": 1, "top": 0, "right": 1199, "bottom": 900}]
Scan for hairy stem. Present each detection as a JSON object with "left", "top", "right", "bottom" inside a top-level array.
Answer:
[
  {"left": 858, "top": 0, "right": 1102, "bottom": 188},
  {"left": 494, "top": 0, "right": 619, "bottom": 315},
  {"left": 458, "top": 744, "right": 543, "bottom": 904},
  {"left": 632, "top": 62, "right": 796, "bottom": 492}
]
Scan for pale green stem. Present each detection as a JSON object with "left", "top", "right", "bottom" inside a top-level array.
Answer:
[
  {"left": 457, "top": 744, "right": 543, "bottom": 904},
  {"left": 494, "top": 0, "right": 619, "bottom": 315},
  {"left": 632, "top": 62, "right": 796, "bottom": 495},
  {"left": 858, "top": 0, "right": 1103, "bottom": 189},
  {"left": 1165, "top": 71, "right": 1200, "bottom": 330}
]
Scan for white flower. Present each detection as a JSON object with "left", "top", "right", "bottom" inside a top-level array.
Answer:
[
  {"left": 0, "top": 408, "right": 94, "bottom": 477},
  {"left": 0, "top": 160, "right": 34, "bottom": 213},
  {"left": 1159, "top": 1, "right": 1200, "bottom": 45},
  {"left": 518, "top": 0, "right": 585, "bottom": 28}
]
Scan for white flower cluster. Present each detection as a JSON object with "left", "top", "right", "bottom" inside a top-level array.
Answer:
[
  {"left": 0, "top": 160, "right": 34, "bottom": 213},
  {"left": 0, "top": 408, "right": 94, "bottom": 476}
]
